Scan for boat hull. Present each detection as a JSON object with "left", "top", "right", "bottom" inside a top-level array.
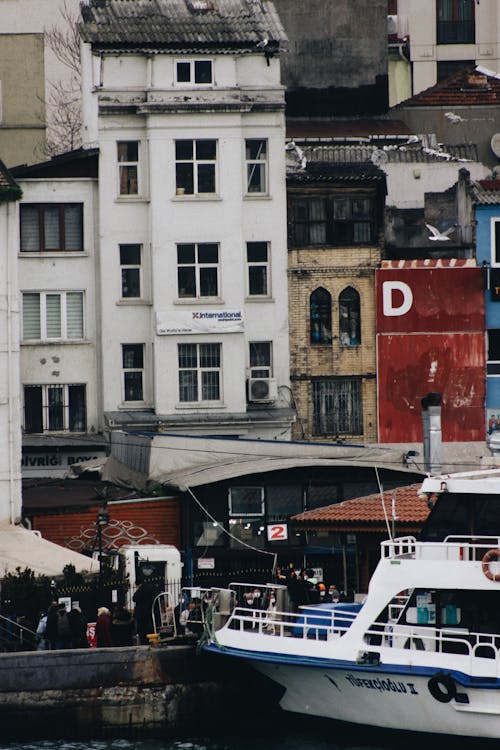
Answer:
[{"left": 204, "top": 645, "right": 500, "bottom": 739}]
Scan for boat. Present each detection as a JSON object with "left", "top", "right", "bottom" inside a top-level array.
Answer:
[{"left": 202, "top": 470, "right": 500, "bottom": 739}]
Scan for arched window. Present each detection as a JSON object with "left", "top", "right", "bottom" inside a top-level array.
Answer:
[
  {"left": 310, "top": 288, "right": 332, "bottom": 344},
  {"left": 339, "top": 287, "right": 360, "bottom": 346}
]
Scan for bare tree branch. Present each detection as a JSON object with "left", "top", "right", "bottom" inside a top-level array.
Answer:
[{"left": 42, "top": 1, "right": 83, "bottom": 155}]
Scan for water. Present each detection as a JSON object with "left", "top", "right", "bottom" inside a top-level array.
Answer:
[{"left": 0, "top": 722, "right": 497, "bottom": 750}]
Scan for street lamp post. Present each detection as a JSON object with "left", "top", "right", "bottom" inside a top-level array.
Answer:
[{"left": 96, "top": 504, "right": 109, "bottom": 593}]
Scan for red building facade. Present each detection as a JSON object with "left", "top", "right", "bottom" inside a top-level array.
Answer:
[{"left": 376, "top": 260, "right": 486, "bottom": 443}]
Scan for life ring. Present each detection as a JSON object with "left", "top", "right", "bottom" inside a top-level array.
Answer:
[
  {"left": 482, "top": 549, "right": 500, "bottom": 582},
  {"left": 428, "top": 672, "right": 456, "bottom": 703}
]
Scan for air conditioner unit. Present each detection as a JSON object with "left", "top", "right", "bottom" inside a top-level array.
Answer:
[{"left": 248, "top": 377, "right": 278, "bottom": 403}]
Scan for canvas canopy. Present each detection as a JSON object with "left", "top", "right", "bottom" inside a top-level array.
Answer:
[{"left": 0, "top": 522, "right": 97, "bottom": 577}]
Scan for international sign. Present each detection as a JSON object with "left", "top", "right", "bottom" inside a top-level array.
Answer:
[{"left": 156, "top": 309, "right": 244, "bottom": 335}]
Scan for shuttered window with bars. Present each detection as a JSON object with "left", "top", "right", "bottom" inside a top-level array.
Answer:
[
  {"left": 312, "top": 378, "right": 363, "bottom": 436},
  {"left": 24, "top": 384, "right": 86, "bottom": 433},
  {"left": 22, "top": 292, "right": 84, "bottom": 340}
]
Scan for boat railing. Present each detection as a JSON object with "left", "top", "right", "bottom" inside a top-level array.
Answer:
[
  {"left": 381, "top": 535, "right": 500, "bottom": 563},
  {"left": 225, "top": 603, "right": 358, "bottom": 641},
  {"left": 364, "top": 621, "right": 500, "bottom": 671}
]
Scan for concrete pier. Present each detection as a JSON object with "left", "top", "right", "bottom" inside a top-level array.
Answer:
[{"left": 0, "top": 644, "right": 277, "bottom": 738}]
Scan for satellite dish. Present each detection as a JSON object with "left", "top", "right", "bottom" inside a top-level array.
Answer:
[
  {"left": 491, "top": 133, "right": 500, "bottom": 158},
  {"left": 371, "top": 149, "right": 388, "bottom": 166}
]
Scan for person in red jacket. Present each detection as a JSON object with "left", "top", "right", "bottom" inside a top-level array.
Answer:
[{"left": 96, "top": 606, "right": 113, "bottom": 647}]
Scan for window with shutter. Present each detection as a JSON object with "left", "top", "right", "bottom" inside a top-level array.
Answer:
[
  {"left": 20, "top": 204, "right": 83, "bottom": 252},
  {"left": 22, "top": 292, "right": 84, "bottom": 340}
]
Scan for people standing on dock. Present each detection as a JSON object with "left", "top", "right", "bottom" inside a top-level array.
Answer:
[
  {"left": 69, "top": 604, "right": 89, "bottom": 648},
  {"left": 111, "top": 602, "right": 134, "bottom": 646},
  {"left": 96, "top": 606, "right": 113, "bottom": 647},
  {"left": 132, "top": 581, "right": 156, "bottom": 645}
]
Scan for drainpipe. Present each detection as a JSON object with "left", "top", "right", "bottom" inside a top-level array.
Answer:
[{"left": 421, "top": 392, "right": 442, "bottom": 475}]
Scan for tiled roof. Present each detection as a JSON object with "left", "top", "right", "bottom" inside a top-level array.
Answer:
[
  {"left": 291, "top": 483, "right": 431, "bottom": 529},
  {"left": 80, "top": 0, "right": 287, "bottom": 52},
  {"left": 472, "top": 179, "right": 500, "bottom": 205},
  {"left": 396, "top": 66, "right": 500, "bottom": 108},
  {"left": 381, "top": 259, "right": 477, "bottom": 269},
  {"left": 11, "top": 148, "right": 99, "bottom": 179},
  {"left": 296, "top": 142, "right": 478, "bottom": 165},
  {"left": 287, "top": 161, "right": 386, "bottom": 185}
]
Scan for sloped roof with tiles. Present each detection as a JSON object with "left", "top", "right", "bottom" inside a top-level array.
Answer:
[
  {"left": 291, "top": 483, "right": 431, "bottom": 532},
  {"left": 396, "top": 66, "right": 500, "bottom": 108},
  {"left": 287, "top": 161, "right": 386, "bottom": 186},
  {"left": 472, "top": 179, "right": 500, "bottom": 205},
  {"left": 80, "top": 0, "right": 287, "bottom": 53}
]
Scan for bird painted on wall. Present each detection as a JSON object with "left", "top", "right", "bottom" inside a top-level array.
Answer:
[{"left": 426, "top": 224, "right": 456, "bottom": 241}]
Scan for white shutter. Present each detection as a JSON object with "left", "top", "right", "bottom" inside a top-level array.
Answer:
[
  {"left": 66, "top": 292, "right": 84, "bottom": 339},
  {"left": 22, "top": 293, "right": 41, "bottom": 339},
  {"left": 46, "top": 294, "right": 62, "bottom": 338}
]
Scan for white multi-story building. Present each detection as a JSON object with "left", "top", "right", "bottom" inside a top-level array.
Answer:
[
  {"left": 78, "top": 0, "right": 293, "bottom": 440},
  {"left": 390, "top": 0, "right": 500, "bottom": 99}
]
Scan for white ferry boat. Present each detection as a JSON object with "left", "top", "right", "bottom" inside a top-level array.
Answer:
[{"left": 203, "top": 470, "right": 500, "bottom": 739}]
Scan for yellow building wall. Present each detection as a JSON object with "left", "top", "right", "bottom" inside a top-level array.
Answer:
[
  {"left": 0, "top": 34, "right": 46, "bottom": 166},
  {"left": 288, "top": 245, "right": 381, "bottom": 443}
]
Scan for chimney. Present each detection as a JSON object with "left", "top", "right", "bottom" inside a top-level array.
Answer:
[{"left": 422, "top": 392, "right": 442, "bottom": 474}]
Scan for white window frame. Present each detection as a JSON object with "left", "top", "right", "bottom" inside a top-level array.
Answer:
[
  {"left": 246, "top": 241, "right": 270, "bottom": 297},
  {"left": 175, "top": 139, "right": 217, "bottom": 196},
  {"left": 122, "top": 343, "right": 145, "bottom": 403},
  {"left": 117, "top": 140, "right": 140, "bottom": 196},
  {"left": 177, "top": 242, "right": 219, "bottom": 299},
  {"left": 249, "top": 341, "right": 272, "bottom": 378},
  {"left": 491, "top": 218, "right": 500, "bottom": 267},
  {"left": 178, "top": 342, "right": 222, "bottom": 403},
  {"left": 23, "top": 383, "right": 87, "bottom": 433},
  {"left": 22, "top": 291, "right": 84, "bottom": 341},
  {"left": 119, "top": 244, "right": 142, "bottom": 299},
  {"left": 245, "top": 139, "right": 268, "bottom": 195},
  {"left": 175, "top": 59, "right": 213, "bottom": 86}
]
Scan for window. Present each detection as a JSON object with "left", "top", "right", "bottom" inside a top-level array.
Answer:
[
  {"left": 175, "top": 140, "right": 216, "bottom": 195},
  {"left": 487, "top": 330, "right": 500, "bottom": 375},
  {"left": 437, "top": 0, "right": 475, "bottom": 44},
  {"left": 246, "top": 242, "right": 269, "bottom": 296},
  {"left": 20, "top": 204, "right": 83, "bottom": 252},
  {"left": 312, "top": 378, "right": 363, "bottom": 435},
  {"left": 117, "top": 141, "right": 139, "bottom": 195},
  {"left": 193, "top": 521, "right": 225, "bottom": 546},
  {"left": 122, "top": 344, "right": 144, "bottom": 401},
  {"left": 267, "top": 486, "right": 303, "bottom": 520},
  {"left": 24, "top": 384, "right": 86, "bottom": 433},
  {"left": 492, "top": 220, "right": 500, "bottom": 266},
  {"left": 177, "top": 243, "right": 219, "bottom": 298},
  {"left": 249, "top": 341, "right": 272, "bottom": 377},
  {"left": 176, "top": 60, "right": 213, "bottom": 85},
  {"left": 245, "top": 139, "right": 267, "bottom": 194},
  {"left": 120, "top": 244, "right": 142, "bottom": 298},
  {"left": 178, "top": 342, "right": 221, "bottom": 402},
  {"left": 229, "top": 487, "right": 264, "bottom": 516},
  {"left": 22, "top": 291, "right": 84, "bottom": 340},
  {"left": 310, "top": 288, "right": 332, "bottom": 344},
  {"left": 288, "top": 194, "right": 375, "bottom": 247},
  {"left": 437, "top": 60, "right": 474, "bottom": 81},
  {"left": 339, "top": 287, "right": 361, "bottom": 346}
]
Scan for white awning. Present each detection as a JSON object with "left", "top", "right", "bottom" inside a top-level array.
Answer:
[{"left": 0, "top": 523, "right": 98, "bottom": 577}]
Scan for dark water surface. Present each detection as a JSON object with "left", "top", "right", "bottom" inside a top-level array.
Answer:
[{"left": 0, "top": 720, "right": 497, "bottom": 750}]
